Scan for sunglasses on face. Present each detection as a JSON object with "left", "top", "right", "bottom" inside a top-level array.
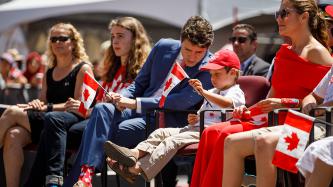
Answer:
[
  {"left": 50, "top": 36, "right": 71, "bottom": 43},
  {"left": 229, "top": 36, "right": 249, "bottom": 44},
  {"left": 275, "top": 8, "right": 296, "bottom": 19}
]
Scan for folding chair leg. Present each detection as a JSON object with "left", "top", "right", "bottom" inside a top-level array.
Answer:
[{"left": 101, "top": 157, "right": 108, "bottom": 187}]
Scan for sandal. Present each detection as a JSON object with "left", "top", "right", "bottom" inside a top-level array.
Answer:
[
  {"left": 109, "top": 162, "right": 136, "bottom": 184},
  {"left": 104, "top": 141, "right": 137, "bottom": 167}
]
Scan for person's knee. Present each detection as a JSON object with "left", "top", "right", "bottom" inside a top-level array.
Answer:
[
  {"left": 2, "top": 105, "right": 20, "bottom": 118},
  {"left": 255, "top": 135, "right": 276, "bottom": 154},
  {"left": 3, "top": 129, "right": 27, "bottom": 149},
  {"left": 224, "top": 135, "right": 237, "bottom": 153}
]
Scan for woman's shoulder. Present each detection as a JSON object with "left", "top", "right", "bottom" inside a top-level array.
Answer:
[{"left": 306, "top": 45, "right": 333, "bottom": 66}]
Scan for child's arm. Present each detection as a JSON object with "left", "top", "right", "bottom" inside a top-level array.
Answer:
[{"left": 188, "top": 79, "right": 233, "bottom": 108}]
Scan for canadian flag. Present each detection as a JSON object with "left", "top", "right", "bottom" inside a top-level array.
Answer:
[
  {"left": 159, "top": 62, "right": 188, "bottom": 108},
  {"left": 272, "top": 109, "right": 314, "bottom": 173},
  {"left": 78, "top": 72, "right": 99, "bottom": 117}
]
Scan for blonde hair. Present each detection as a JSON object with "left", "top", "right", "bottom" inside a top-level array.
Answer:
[
  {"left": 46, "top": 23, "right": 90, "bottom": 68},
  {"left": 103, "top": 17, "right": 151, "bottom": 82}
]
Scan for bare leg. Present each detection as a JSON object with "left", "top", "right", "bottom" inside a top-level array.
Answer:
[
  {"left": 0, "top": 106, "right": 31, "bottom": 147},
  {"left": 306, "top": 158, "right": 333, "bottom": 187},
  {"left": 255, "top": 132, "right": 280, "bottom": 187},
  {"left": 222, "top": 131, "right": 256, "bottom": 187},
  {"left": 3, "top": 126, "right": 31, "bottom": 187}
]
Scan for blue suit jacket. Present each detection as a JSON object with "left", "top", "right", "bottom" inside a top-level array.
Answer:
[{"left": 121, "top": 38, "right": 213, "bottom": 127}]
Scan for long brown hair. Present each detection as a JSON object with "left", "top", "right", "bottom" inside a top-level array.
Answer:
[
  {"left": 290, "top": 0, "right": 330, "bottom": 50},
  {"left": 102, "top": 17, "right": 151, "bottom": 82}
]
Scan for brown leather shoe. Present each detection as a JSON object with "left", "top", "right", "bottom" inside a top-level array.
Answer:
[
  {"left": 109, "top": 162, "right": 136, "bottom": 184},
  {"left": 104, "top": 141, "right": 137, "bottom": 167}
]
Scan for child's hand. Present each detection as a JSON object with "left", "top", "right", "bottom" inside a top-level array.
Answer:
[
  {"left": 187, "top": 113, "right": 199, "bottom": 125},
  {"left": 232, "top": 105, "right": 248, "bottom": 119},
  {"left": 188, "top": 79, "right": 204, "bottom": 95}
]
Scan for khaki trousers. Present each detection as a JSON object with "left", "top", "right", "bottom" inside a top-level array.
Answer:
[{"left": 135, "top": 126, "right": 200, "bottom": 181}]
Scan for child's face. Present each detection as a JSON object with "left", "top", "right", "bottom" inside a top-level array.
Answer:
[{"left": 209, "top": 68, "right": 235, "bottom": 89}]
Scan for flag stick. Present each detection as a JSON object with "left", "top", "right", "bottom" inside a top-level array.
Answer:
[
  {"left": 85, "top": 71, "right": 112, "bottom": 97},
  {"left": 197, "top": 90, "right": 213, "bottom": 107}
]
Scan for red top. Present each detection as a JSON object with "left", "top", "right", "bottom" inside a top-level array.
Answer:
[
  {"left": 272, "top": 44, "right": 331, "bottom": 99},
  {"left": 95, "top": 65, "right": 132, "bottom": 101}
]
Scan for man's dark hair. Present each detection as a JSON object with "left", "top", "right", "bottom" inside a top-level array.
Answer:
[
  {"left": 180, "top": 16, "right": 214, "bottom": 48},
  {"left": 232, "top": 24, "right": 257, "bottom": 41}
]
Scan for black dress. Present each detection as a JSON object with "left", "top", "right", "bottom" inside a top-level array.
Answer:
[{"left": 28, "top": 62, "right": 85, "bottom": 143}]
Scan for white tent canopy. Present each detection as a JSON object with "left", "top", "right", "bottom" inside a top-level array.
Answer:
[{"left": 0, "top": 0, "right": 281, "bottom": 33}]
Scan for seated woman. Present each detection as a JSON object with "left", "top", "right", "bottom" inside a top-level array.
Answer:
[
  {"left": 191, "top": 0, "right": 333, "bottom": 187},
  {"left": 0, "top": 23, "right": 92, "bottom": 187},
  {"left": 221, "top": 1, "right": 333, "bottom": 187}
]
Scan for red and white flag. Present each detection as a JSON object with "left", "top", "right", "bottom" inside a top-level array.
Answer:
[
  {"left": 78, "top": 72, "right": 99, "bottom": 117},
  {"left": 159, "top": 62, "right": 188, "bottom": 108},
  {"left": 272, "top": 109, "right": 314, "bottom": 173}
]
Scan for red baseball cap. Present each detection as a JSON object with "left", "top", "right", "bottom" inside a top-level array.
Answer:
[
  {"left": 201, "top": 49, "right": 240, "bottom": 71},
  {"left": 326, "top": 5, "right": 333, "bottom": 18}
]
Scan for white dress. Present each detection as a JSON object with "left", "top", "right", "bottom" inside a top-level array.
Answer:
[{"left": 296, "top": 136, "right": 333, "bottom": 175}]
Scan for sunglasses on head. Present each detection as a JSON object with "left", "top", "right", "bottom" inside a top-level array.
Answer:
[
  {"left": 50, "top": 36, "right": 71, "bottom": 43},
  {"left": 229, "top": 36, "right": 249, "bottom": 44},
  {"left": 275, "top": 8, "right": 296, "bottom": 19}
]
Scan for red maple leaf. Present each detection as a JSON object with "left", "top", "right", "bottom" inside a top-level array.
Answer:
[
  {"left": 83, "top": 88, "right": 90, "bottom": 101},
  {"left": 164, "top": 78, "right": 172, "bottom": 91},
  {"left": 284, "top": 132, "right": 300, "bottom": 151}
]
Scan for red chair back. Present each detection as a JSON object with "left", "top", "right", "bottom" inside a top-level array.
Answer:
[{"left": 237, "top": 76, "right": 270, "bottom": 107}]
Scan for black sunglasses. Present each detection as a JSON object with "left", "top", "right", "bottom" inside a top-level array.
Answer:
[
  {"left": 275, "top": 8, "right": 296, "bottom": 19},
  {"left": 50, "top": 36, "right": 71, "bottom": 43},
  {"left": 229, "top": 36, "right": 249, "bottom": 44}
]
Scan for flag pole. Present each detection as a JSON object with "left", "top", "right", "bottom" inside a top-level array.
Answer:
[{"left": 85, "top": 71, "right": 112, "bottom": 97}]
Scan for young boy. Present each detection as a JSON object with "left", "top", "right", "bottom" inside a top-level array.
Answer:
[{"left": 104, "top": 49, "right": 245, "bottom": 183}]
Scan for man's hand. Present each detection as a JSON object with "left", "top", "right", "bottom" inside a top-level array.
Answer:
[
  {"left": 116, "top": 97, "right": 137, "bottom": 110},
  {"left": 187, "top": 113, "right": 199, "bottom": 125},
  {"left": 103, "top": 92, "right": 122, "bottom": 104}
]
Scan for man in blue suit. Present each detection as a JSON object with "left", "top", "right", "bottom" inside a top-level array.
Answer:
[{"left": 64, "top": 16, "right": 214, "bottom": 187}]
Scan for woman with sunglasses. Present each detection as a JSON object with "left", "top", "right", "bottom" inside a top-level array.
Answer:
[
  {"left": 219, "top": 0, "right": 333, "bottom": 187},
  {"left": 0, "top": 23, "right": 93, "bottom": 187},
  {"left": 190, "top": 0, "right": 333, "bottom": 187}
]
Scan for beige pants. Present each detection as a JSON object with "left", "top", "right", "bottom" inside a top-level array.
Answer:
[{"left": 135, "top": 126, "right": 200, "bottom": 181}]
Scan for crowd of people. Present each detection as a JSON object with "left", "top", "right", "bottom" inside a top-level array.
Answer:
[{"left": 0, "top": 0, "right": 333, "bottom": 187}]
